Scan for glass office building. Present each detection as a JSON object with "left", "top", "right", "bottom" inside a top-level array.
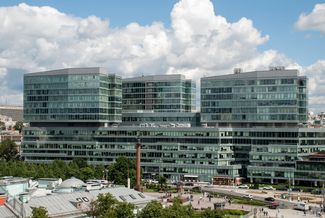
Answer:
[
  {"left": 22, "top": 126, "right": 241, "bottom": 182},
  {"left": 201, "top": 68, "right": 307, "bottom": 127},
  {"left": 22, "top": 67, "right": 325, "bottom": 185},
  {"left": 24, "top": 68, "right": 122, "bottom": 125},
  {"left": 122, "top": 75, "right": 196, "bottom": 112}
]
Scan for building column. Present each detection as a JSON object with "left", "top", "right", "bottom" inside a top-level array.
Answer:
[
  {"left": 271, "top": 178, "right": 274, "bottom": 184},
  {"left": 314, "top": 181, "right": 318, "bottom": 187},
  {"left": 250, "top": 177, "right": 253, "bottom": 183}
]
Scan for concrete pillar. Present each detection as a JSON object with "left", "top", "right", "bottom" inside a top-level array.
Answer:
[
  {"left": 292, "top": 179, "right": 295, "bottom": 186},
  {"left": 314, "top": 181, "right": 318, "bottom": 187},
  {"left": 271, "top": 178, "right": 274, "bottom": 184},
  {"left": 250, "top": 177, "right": 253, "bottom": 183}
]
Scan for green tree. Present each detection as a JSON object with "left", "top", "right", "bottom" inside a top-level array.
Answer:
[
  {"left": 30, "top": 207, "right": 49, "bottom": 218},
  {"left": 80, "top": 166, "right": 95, "bottom": 181},
  {"left": 200, "top": 208, "right": 223, "bottom": 218},
  {"left": 0, "top": 121, "right": 6, "bottom": 130},
  {"left": 0, "top": 139, "right": 18, "bottom": 161},
  {"left": 112, "top": 202, "right": 135, "bottom": 218},
  {"left": 108, "top": 156, "right": 136, "bottom": 187},
  {"left": 163, "top": 197, "right": 196, "bottom": 218},
  {"left": 89, "top": 193, "right": 118, "bottom": 217},
  {"left": 72, "top": 158, "right": 88, "bottom": 168},
  {"left": 158, "top": 176, "right": 167, "bottom": 190},
  {"left": 137, "top": 201, "right": 164, "bottom": 218},
  {"left": 89, "top": 193, "right": 135, "bottom": 218},
  {"left": 13, "top": 121, "right": 24, "bottom": 133}
]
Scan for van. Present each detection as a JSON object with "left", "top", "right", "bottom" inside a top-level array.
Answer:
[{"left": 293, "top": 203, "right": 309, "bottom": 211}]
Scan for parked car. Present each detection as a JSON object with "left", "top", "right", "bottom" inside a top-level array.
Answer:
[
  {"left": 269, "top": 201, "right": 279, "bottom": 209},
  {"left": 293, "top": 203, "right": 309, "bottom": 211},
  {"left": 263, "top": 186, "right": 276, "bottom": 190},
  {"left": 292, "top": 188, "right": 302, "bottom": 192},
  {"left": 238, "top": 184, "right": 249, "bottom": 189},
  {"left": 276, "top": 187, "right": 288, "bottom": 191},
  {"left": 243, "top": 194, "right": 253, "bottom": 199},
  {"left": 264, "top": 197, "right": 275, "bottom": 202}
]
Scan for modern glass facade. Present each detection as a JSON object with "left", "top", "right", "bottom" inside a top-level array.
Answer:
[
  {"left": 247, "top": 129, "right": 325, "bottom": 185},
  {"left": 22, "top": 68, "right": 325, "bottom": 185},
  {"left": 22, "top": 126, "right": 240, "bottom": 181},
  {"left": 121, "top": 112, "right": 200, "bottom": 127},
  {"left": 22, "top": 125, "right": 325, "bottom": 184},
  {"left": 122, "top": 75, "right": 196, "bottom": 112},
  {"left": 201, "top": 69, "right": 307, "bottom": 127},
  {"left": 24, "top": 68, "right": 122, "bottom": 124}
]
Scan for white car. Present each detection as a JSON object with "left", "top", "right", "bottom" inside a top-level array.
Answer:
[
  {"left": 243, "top": 194, "right": 253, "bottom": 199},
  {"left": 262, "top": 186, "right": 275, "bottom": 190},
  {"left": 238, "top": 184, "right": 249, "bottom": 189}
]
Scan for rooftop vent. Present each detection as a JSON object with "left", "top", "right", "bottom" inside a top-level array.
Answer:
[
  {"left": 269, "top": 66, "right": 285, "bottom": 71},
  {"left": 234, "top": 68, "right": 242, "bottom": 74}
]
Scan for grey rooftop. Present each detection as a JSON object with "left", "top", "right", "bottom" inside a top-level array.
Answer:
[
  {"left": 201, "top": 69, "right": 304, "bottom": 81},
  {"left": 123, "top": 74, "right": 186, "bottom": 82},
  {"left": 26, "top": 67, "right": 109, "bottom": 76}
]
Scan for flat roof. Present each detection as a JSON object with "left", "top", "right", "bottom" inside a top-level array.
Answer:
[
  {"left": 123, "top": 74, "right": 187, "bottom": 82},
  {"left": 201, "top": 69, "right": 305, "bottom": 81},
  {"left": 25, "top": 67, "right": 109, "bottom": 76}
]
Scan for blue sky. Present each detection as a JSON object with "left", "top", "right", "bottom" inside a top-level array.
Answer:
[
  {"left": 0, "top": 0, "right": 325, "bottom": 111},
  {"left": 0, "top": 0, "right": 323, "bottom": 65}
]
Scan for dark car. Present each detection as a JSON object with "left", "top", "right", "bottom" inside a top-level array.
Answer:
[
  {"left": 264, "top": 197, "right": 275, "bottom": 202},
  {"left": 292, "top": 188, "right": 302, "bottom": 192},
  {"left": 269, "top": 201, "right": 279, "bottom": 209},
  {"left": 276, "top": 187, "right": 288, "bottom": 191}
]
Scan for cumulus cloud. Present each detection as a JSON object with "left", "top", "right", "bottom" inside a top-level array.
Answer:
[
  {"left": 295, "top": 3, "right": 325, "bottom": 34},
  {"left": 0, "top": 0, "right": 322, "bottom": 111},
  {"left": 302, "top": 60, "right": 325, "bottom": 112}
]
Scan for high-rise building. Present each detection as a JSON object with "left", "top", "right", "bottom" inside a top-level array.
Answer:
[
  {"left": 122, "top": 74, "right": 196, "bottom": 113},
  {"left": 24, "top": 68, "right": 122, "bottom": 126},
  {"left": 22, "top": 67, "right": 325, "bottom": 186},
  {"left": 201, "top": 68, "right": 307, "bottom": 127}
]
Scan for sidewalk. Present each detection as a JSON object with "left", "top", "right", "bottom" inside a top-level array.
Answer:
[{"left": 145, "top": 192, "right": 325, "bottom": 218}]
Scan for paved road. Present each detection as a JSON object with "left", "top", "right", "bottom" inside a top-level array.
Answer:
[{"left": 201, "top": 185, "right": 321, "bottom": 208}]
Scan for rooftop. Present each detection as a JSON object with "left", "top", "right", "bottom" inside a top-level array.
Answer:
[
  {"left": 8, "top": 187, "right": 154, "bottom": 217},
  {"left": 201, "top": 68, "right": 303, "bottom": 81},
  {"left": 123, "top": 74, "right": 187, "bottom": 82},
  {"left": 25, "top": 67, "right": 108, "bottom": 76}
]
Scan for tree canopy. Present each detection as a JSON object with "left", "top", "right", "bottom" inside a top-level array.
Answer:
[
  {"left": 30, "top": 207, "right": 49, "bottom": 218},
  {"left": 89, "top": 193, "right": 135, "bottom": 218},
  {"left": 0, "top": 121, "right": 6, "bottom": 130},
  {"left": 158, "top": 176, "right": 167, "bottom": 190},
  {"left": 136, "top": 198, "right": 246, "bottom": 218},
  {"left": 13, "top": 121, "right": 24, "bottom": 133},
  {"left": 108, "top": 156, "right": 137, "bottom": 187},
  {"left": 0, "top": 139, "right": 18, "bottom": 161},
  {"left": 0, "top": 156, "right": 137, "bottom": 186}
]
